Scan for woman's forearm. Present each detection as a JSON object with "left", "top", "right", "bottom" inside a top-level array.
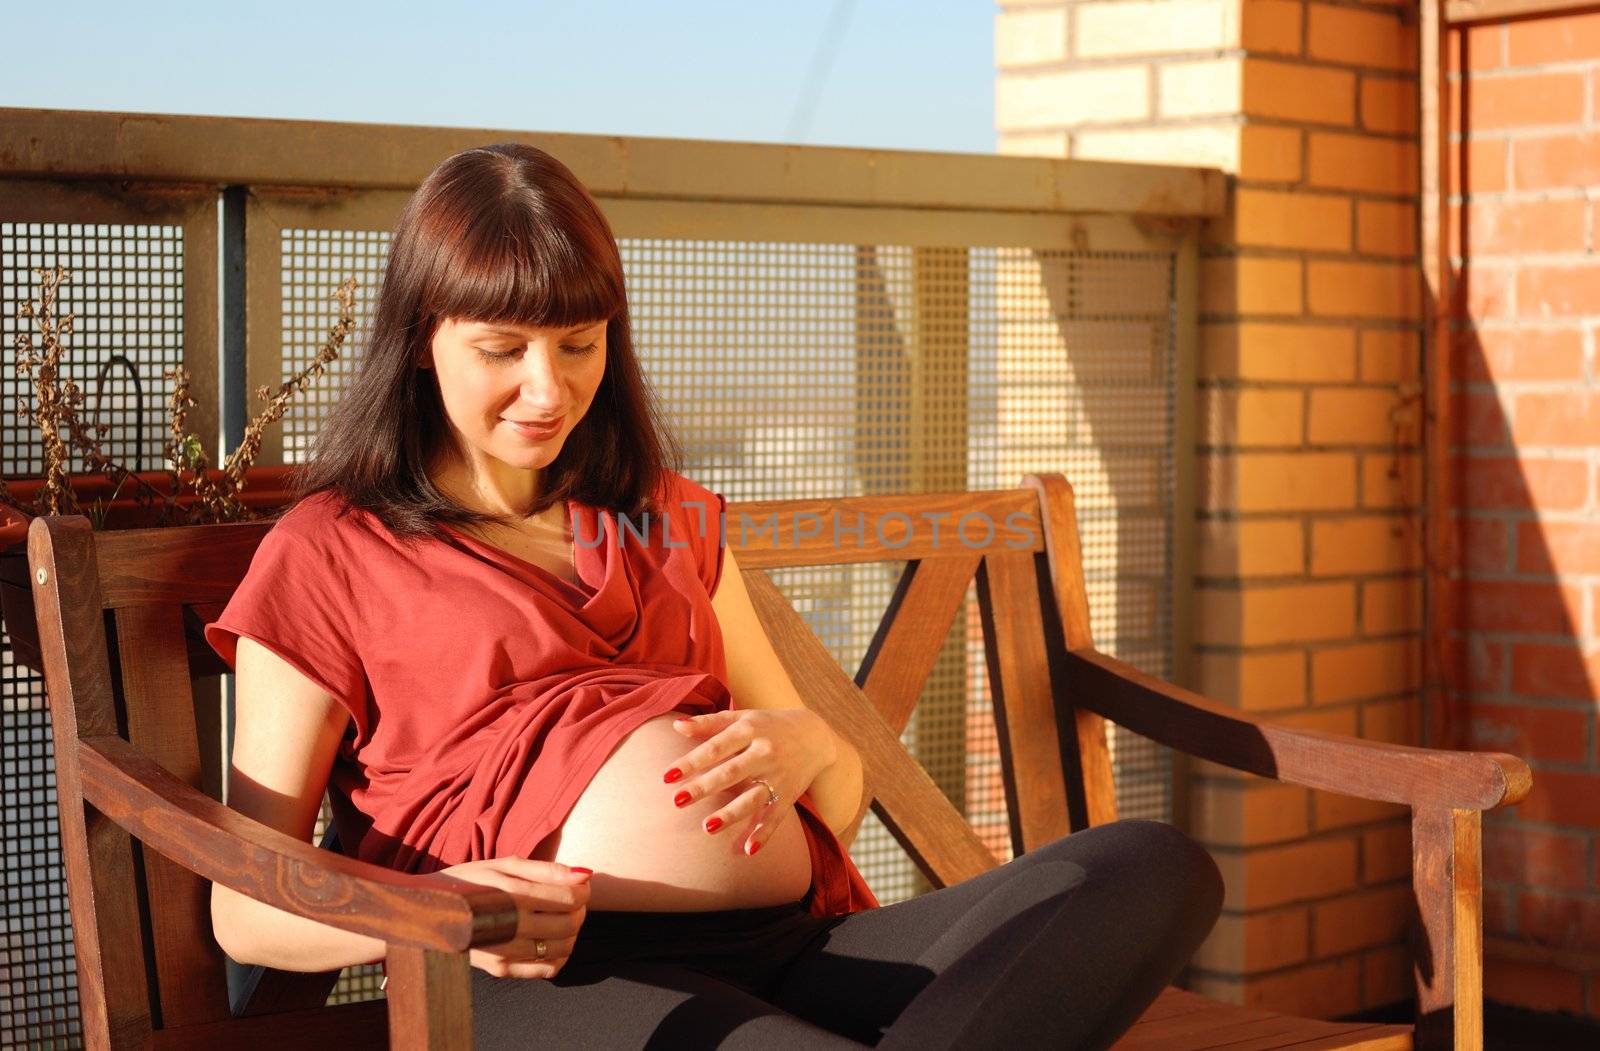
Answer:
[
  {"left": 212, "top": 883, "right": 388, "bottom": 973},
  {"left": 803, "top": 718, "right": 866, "bottom": 840}
]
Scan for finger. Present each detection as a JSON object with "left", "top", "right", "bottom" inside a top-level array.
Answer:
[
  {"left": 671, "top": 743, "right": 766, "bottom": 810},
  {"left": 666, "top": 712, "right": 751, "bottom": 774},
  {"left": 701, "top": 779, "right": 774, "bottom": 837},
  {"left": 670, "top": 709, "right": 738, "bottom": 739},
  {"left": 488, "top": 856, "right": 594, "bottom": 887},
  {"left": 487, "top": 901, "right": 587, "bottom": 951},
  {"left": 495, "top": 928, "right": 582, "bottom": 962},
  {"left": 744, "top": 809, "right": 790, "bottom": 857},
  {"left": 472, "top": 941, "right": 575, "bottom": 981},
  {"left": 479, "top": 859, "right": 593, "bottom": 907}
]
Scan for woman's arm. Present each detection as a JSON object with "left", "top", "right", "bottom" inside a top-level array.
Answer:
[
  {"left": 709, "top": 546, "right": 868, "bottom": 839},
  {"left": 211, "top": 635, "right": 388, "bottom": 972}
]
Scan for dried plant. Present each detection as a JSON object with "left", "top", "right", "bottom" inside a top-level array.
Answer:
[{"left": 5, "top": 265, "right": 358, "bottom": 528}]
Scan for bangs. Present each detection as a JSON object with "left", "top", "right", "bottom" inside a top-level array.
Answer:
[{"left": 421, "top": 201, "right": 623, "bottom": 331}]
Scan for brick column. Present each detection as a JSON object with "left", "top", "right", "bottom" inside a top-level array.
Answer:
[{"left": 997, "top": 0, "right": 1424, "bottom": 1017}]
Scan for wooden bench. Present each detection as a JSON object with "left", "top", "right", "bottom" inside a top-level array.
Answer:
[{"left": 28, "top": 472, "right": 1527, "bottom": 1049}]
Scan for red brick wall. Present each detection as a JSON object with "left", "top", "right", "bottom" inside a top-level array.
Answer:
[{"left": 1448, "top": 10, "right": 1600, "bottom": 1020}]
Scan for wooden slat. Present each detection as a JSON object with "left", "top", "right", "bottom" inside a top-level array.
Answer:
[
  {"left": 1412, "top": 807, "right": 1483, "bottom": 1051},
  {"left": 727, "top": 488, "right": 1043, "bottom": 568},
  {"left": 1062, "top": 648, "right": 1530, "bottom": 812},
  {"left": 742, "top": 567, "right": 997, "bottom": 887},
  {"left": 1023, "top": 474, "right": 1093, "bottom": 649},
  {"left": 385, "top": 946, "right": 472, "bottom": 1051},
  {"left": 1424, "top": 0, "right": 1467, "bottom": 756},
  {"left": 1203, "top": 1029, "right": 1411, "bottom": 1050},
  {"left": 976, "top": 549, "right": 1073, "bottom": 852},
  {"left": 0, "top": 107, "right": 1226, "bottom": 218},
  {"left": 1445, "top": 0, "right": 1600, "bottom": 23},
  {"left": 116, "top": 603, "right": 231, "bottom": 1027},
  {"left": 857, "top": 554, "right": 981, "bottom": 733},
  {"left": 94, "top": 522, "right": 272, "bottom": 606},
  {"left": 1114, "top": 988, "right": 1414, "bottom": 1050},
  {"left": 150, "top": 998, "right": 387, "bottom": 1051},
  {"left": 1026, "top": 472, "right": 1118, "bottom": 828},
  {"left": 28, "top": 516, "right": 156, "bottom": 1048}
]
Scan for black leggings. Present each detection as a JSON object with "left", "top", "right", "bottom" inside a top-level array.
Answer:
[{"left": 470, "top": 818, "right": 1224, "bottom": 1050}]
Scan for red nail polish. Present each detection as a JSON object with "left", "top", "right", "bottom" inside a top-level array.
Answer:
[
  {"left": 704, "top": 816, "right": 722, "bottom": 833},
  {"left": 674, "top": 790, "right": 691, "bottom": 808},
  {"left": 570, "top": 866, "right": 593, "bottom": 876},
  {"left": 664, "top": 768, "right": 683, "bottom": 784},
  {"left": 746, "top": 838, "right": 761, "bottom": 855}
]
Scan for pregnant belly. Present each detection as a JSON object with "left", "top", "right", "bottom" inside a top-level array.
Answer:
[{"left": 529, "top": 712, "right": 815, "bottom": 911}]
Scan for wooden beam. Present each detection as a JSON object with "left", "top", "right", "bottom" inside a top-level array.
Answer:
[
  {"left": 0, "top": 106, "right": 1225, "bottom": 218},
  {"left": 1446, "top": 0, "right": 1600, "bottom": 23}
]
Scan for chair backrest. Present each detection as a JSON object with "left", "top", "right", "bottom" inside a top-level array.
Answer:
[
  {"left": 29, "top": 471, "right": 1108, "bottom": 1044},
  {"left": 725, "top": 471, "right": 1116, "bottom": 890},
  {"left": 30, "top": 515, "right": 276, "bottom": 1042}
]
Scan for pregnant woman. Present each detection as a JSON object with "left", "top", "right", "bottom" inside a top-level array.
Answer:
[{"left": 206, "top": 143, "right": 1223, "bottom": 1049}]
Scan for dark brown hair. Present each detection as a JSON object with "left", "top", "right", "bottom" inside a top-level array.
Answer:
[{"left": 293, "top": 142, "right": 682, "bottom": 539}]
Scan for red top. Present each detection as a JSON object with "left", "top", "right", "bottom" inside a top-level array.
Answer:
[{"left": 204, "top": 469, "right": 879, "bottom": 919}]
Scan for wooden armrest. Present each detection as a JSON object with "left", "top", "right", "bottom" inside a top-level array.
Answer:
[
  {"left": 1063, "top": 649, "right": 1532, "bottom": 811},
  {"left": 78, "top": 734, "right": 519, "bottom": 952}
]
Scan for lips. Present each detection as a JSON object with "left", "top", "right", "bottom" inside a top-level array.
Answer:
[{"left": 504, "top": 415, "right": 565, "bottom": 438}]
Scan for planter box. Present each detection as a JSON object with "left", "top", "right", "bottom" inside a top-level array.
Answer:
[{"left": 0, "top": 467, "right": 298, "bottom": 676}]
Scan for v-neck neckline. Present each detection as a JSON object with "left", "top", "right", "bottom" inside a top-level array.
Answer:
[{"left": 442, "top": 497, "right": 606, "bottom": 608}]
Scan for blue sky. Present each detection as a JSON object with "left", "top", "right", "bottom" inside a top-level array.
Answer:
[{"left": 2, "top": 1, "right": 997, "bottom": 155}]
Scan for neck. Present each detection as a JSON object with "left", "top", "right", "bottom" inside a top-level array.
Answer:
[{"left": 431, "top": 451, "right": 553, "bottom": 521}]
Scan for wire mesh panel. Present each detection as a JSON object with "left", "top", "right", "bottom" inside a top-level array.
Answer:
[
  {"left": 278, "top": 229, "right": 389, "bottom": 462},
  {"left": 971, "top": 246, "right": 1179, "bottom": 822},
  {"left": 0, "top": 648, "right": 75, "bottom": 1049},
  {"left": 1, "top": 222, "right": 187, "bottom": 479},
  {"left": 1, "top": 218, "right": 198, "bottom": 1050}
]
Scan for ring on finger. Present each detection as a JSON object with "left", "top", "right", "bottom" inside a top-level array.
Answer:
[
  {"left": 751, "top": 777, "right": 779, "bottom": 808},
  {"left": 535, "top": 938, "right": 547, "bottom": 960}
]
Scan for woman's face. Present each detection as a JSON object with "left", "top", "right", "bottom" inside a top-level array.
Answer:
[{"left": 423, "top": 316, "right": 608, "bottom": 490}]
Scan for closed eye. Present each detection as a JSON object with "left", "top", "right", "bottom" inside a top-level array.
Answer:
[{"left": 474, "top": 342, "right": 599, "bottom": 364}]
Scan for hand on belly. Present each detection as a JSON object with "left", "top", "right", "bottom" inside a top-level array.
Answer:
[{"left": 532, "top": 713, "right": 814, "bottom": 911}]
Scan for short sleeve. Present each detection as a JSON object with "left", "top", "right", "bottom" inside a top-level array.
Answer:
[
  {"left": 203, "top": 520, "right": 371, "bottom": 753},
  {"left": 665, "top": 472, "right": 728, "bottom": 598}
]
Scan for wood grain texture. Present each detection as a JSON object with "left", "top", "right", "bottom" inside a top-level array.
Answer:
[
  {"left": 149, "top": 999, "right": 387, "bottom": 1050},
  {"left": 977, "top": 550, "right": 1074, "bottom": 853},
  {"left": 115, "top": 603, "right": 231, "bottom": 1027},
  {"left": 1111, "top": 986, "right": 1412, "bottom": 1049},
  {"left": 384, "top": 946, "right": 472, "bottom": 1051},
  {"left": 1412, "top": 807, "right": 1485, "bottom": 1051},
  {"left": 1063, "top": 648, "right": 1530, "bottom": 811},
  {"left": 857, "top": 554, "right": 981, "bottom": 734},
  {"left": 94, "top": 522, "right": 272, "bottom": 607},
  {"left": 1445, "top": 0, "right": 1600, "bottom": 23},
  {"left": 28, "top": 515, "right": 155, "bottom": 1049},
  {"left": 1026, "top": 472, "right": 1118, "bottom": 829},
  {"left": 726, "top": 488, "right": 1043, "bottom": 567}
]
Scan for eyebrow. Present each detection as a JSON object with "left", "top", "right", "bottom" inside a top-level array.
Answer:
[{"left": 475, "top": 322, "right": 602, "bottom": 338}]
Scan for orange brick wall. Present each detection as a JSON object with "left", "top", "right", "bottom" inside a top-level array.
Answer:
[
  {"left": 1447, "top": 11, "right": 1600, "bottom": 1022},
  {"left": 997, "top": 0, "right": 1423, "bottom": 1019}
]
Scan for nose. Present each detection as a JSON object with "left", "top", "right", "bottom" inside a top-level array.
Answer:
[{"left": 515, "top": 343, "right": 569, "bottom": 413}]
